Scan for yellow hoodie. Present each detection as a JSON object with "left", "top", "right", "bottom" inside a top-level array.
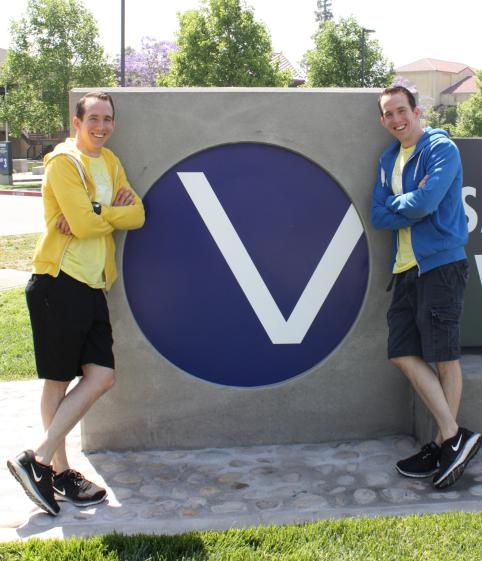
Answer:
[{"left": 33, "top": 138, "right": 145, "bottom": 290}]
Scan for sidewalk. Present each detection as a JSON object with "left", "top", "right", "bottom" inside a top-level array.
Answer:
[
  {"left": 1, "top": 271, "right": 481, "bottom": 541},
  {"left": 1, "top": 376, "right": 481, "bottom": 542},
  {"left": 0, "top": 269, "right": 31, "bottom": 291}
]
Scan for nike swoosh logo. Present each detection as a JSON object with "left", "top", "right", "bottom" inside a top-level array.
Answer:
[
  {"left": 30, "top": 464, "right": 43, "bottom": 483},
  {"left": 178, "top": 172, "right": 364, "bottom": 344},
  {"left": 54, "top": 487, "right": 66, "bottom": 496},
  {"left": 452, "top": 434, "right": 463, "bottom": 452}
]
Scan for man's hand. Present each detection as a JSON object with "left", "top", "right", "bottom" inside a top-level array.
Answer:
[
  {"left": 112, "top": 187, "right": 135, "bottom": 207},
  {"left": 55, "top": 214, "right": 72, "bottom": 236},
  {"left": 418, "top": 175, "right": 429, "bottom": 189}
]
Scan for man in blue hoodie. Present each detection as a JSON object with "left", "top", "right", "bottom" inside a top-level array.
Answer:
[{"left": 371, "top": 85, "right": 480, "bottom": 489}]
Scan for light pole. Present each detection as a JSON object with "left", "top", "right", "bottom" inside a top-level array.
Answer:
[
  {"left": 361, "top": 28, "right": 375, "bottom": 87},
  {"left": 120, "top": 0, "right": 125, "bottom": 87}
]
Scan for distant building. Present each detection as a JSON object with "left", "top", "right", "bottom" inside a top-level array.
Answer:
[
  {"left": 271, "top": 52, "right": 306, "bottom": 87},
  {"left": 396, "top": 58, "right": 478, "bottom": 107}
]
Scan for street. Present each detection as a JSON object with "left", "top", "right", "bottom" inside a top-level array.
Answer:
[{"left": 0, "top": 194, "right": 44, "bottom": 236}]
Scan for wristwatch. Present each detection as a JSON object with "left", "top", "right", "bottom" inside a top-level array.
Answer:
[{"left": 92, "top": 202, "right": 102, "bottom": 215}]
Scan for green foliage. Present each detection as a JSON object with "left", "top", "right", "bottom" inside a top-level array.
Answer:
[
  {"left": 0, "top": 288, "right": 36, "bottom": 381},
  {"left": 425, "top": 105, "right": 458, "bottom": 134},
  {"left": 0, "top": 513, "right": 481, "bottom": 559},
  {"left": 304, "top": 16, "right": 394, "bottom": 87},
  {"left": 315, "top": 0, "right": 333, "bottom": 28},
  {"left": 452, "top": 71, "right": 482, "bottom": 137},
  {"left": 0, "top": 0, "right": 115, "bottom": 137},
  {"left": 165, "top": 0, "right": 291, "bottom": 87}
]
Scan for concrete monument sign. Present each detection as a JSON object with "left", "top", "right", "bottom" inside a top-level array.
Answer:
[{"left": 71, "top": 88, "right": 412, "bottom": 451}]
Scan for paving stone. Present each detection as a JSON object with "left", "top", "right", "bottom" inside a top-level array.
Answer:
[
  {"left": 429, "top": 491, "right": 460, "bottom": 500},
  {"left": 345, "top": 463, "right": 359, "bottom": 473},
  {"left": 333, "top": 451, "right": 359, "bottom": 461},
  {"left": 103, "top": 508, "right": 138, "bottom": 521},
  {"left": 255, "top": 499, "right": 281, "bottom": 510},
  {"left": 292, "top": 494, "right": 327, "bottom": 509},
  {"left": 142, "top": 501, "right": 180, "bottom": 517},
  {"left": 315, "top": 464, "right": 335, "bottom": 475},
  {"left": 281, "top": 473, "right": 301, "bottom": 483},
  {"left": 337, "top": 475, "right": 356, "bottom": 486},
  {"left": 229, "top": 460, "right": 252, "bottom": 468},
  {"left": 199, "top": 486, "right": 222, "bottom": 497},
  {"left": 217, "top": 472, "right": 243, "bottom": 484},
  {"left": 365, "top": 472, "right": 391, "bottom": 487},
  {"left": 139, "top": 485, "right": 166, "bottom": 498},
  {"left": 358, "top": 440, "right": 383, "bottom": 452},
  {"left": 328, "top": 487, "right": 346, "bottom": 495},
  {"left": 110, "top": 486, "right": 134, "bottom": 500},
  {"left": 354, "top": 488, "right": 378, "bottom": 505},
  {"left": 469, "top": 485, "right": 482, "bottom": 496},
  {"left": 382, "top": 488, "right": 420, "bottom": 503},
  {"left": 231, "top": 482, "right": 250, "bottom": 490},
  {"left": 365, "top": 454, "right": 393, "bottom": 466},
  {"left": 112, "top": 472, "right": 143, "bottom": 485},
  {"left": 250, "top": 466, "right": 278, "bottom": 476},
  {"left": 211, "top": 502, "right": 247, "bottom": 514}
]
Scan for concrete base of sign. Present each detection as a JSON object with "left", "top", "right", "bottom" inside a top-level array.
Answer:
[
  {"left": 67, "top": 88, "right": 463, "bottom": 452},
  {"left": 415, "top": 354, "right": 482, "bottom": 445}
]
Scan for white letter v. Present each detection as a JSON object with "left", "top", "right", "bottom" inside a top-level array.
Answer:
[{"left": 178, "top": 172, "right": 364, "bottom": 344}]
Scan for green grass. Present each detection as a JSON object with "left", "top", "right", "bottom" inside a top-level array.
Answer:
[
  {"left": 0, "top": 513, "right": 481, "bottom": 560},
  {"left": 0, "top": 233, "right": 40, "bottom": 271},
  {"left": 0, "top": 182, "right": 41, "bottom": 189},
  {"left": 0, "top": 288, "right": 36, "bottom": 381}
]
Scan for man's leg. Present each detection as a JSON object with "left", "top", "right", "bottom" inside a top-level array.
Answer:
[
  {"left": 433, "top": 360, "right": 463, "bottom": 445},
  {"left": 35, "top": 365, "right": 115, "bottom": 466},
  {"left": 40, "top": 380, "right": 71, "bottom": 474},
  {"left": 390, "top": 355, "right": 458, "bottom": 442}
]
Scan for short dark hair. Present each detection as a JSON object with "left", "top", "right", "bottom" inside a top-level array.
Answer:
[
  {"left": 378, "top": 86, "right": 417, "bottom": 116},
  {"left": 75, "top": 92, "right": 115, "bottom": 120}
]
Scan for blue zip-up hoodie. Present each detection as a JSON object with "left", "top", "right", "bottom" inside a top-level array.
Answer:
[{"left": 371, "top": 127, "right": 468, "bottom": 274}]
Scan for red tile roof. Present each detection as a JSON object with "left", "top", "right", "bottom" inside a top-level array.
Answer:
[
  {"left": 396, "top": 58, "right": 475, "bottom": 74},
  {"left": 441, "top": 75, "right": 478, "bottom": 95}
]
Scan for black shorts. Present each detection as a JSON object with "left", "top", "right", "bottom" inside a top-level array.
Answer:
[
  {"left": 26, "top": 271, "right": 114, "bottom": 381},
  {"left": 387, "top": 260, "right": 468, "bottom": 363}
]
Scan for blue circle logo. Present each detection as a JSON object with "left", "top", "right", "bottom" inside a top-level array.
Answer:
[{"left": 123, "top": 143, "right": 369, "bottom": 387}]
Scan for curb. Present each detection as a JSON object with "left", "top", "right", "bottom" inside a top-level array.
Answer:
[{"left": 0, "top": 189, "right": 41, "bottom": 197}]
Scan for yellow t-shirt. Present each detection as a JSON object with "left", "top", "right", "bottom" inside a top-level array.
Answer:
[
  {"left": 392, "top": 145, "right": 417, "bottom": 273},
  {"left": 61, "top": 155, "right": 113, "bottom": 288}
]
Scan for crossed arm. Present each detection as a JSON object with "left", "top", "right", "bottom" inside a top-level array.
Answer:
[{"left": 56, "top": 187, "right": 135, "bottom": 235}]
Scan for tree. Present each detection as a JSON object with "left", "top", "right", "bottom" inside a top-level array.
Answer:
[
  {"left": 304, "top": 16, "right": 394, "bottom": 88},
  {"left": 165, "top": 0, "right": 291, "bottom": 87},
  {"left": 452, "top": 71, "right": 482, "bottom": 137},
  {"left": 425, "top": 105, "right": 458, "bottom": 134},
  {"left": 117, "top": 37, "right": 176, "bottom": 87},
  {"left": 0, "top": 0, "right": 115, "bottom": 136},
  {"left": 315, "top": 0, "right": 333, "bottom": 28}
]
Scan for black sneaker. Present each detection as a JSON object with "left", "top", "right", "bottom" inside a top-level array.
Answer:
[
  {"left": 7, "top": 450, "right": 59, "bottom": 516},
  {"left": 396, "top": 441, "right": 440, "bottom": 478},
  {"left": 433, "top": 427, "right": 481, "bottom": 489},
  {"left": 53, "top": 469, "right": 107, "bottom": 507}
]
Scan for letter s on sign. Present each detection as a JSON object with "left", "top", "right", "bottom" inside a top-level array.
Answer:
[{"left": 463, "top": 186, "right": 478, "bottom": 234}]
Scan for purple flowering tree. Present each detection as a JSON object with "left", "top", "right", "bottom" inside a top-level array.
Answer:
[{"left": 117, "top": 37, "right": 177, "bottom": 86}]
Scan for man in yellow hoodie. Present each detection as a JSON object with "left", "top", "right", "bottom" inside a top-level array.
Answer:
[{"left": 7, "top": 92, "right": 145, "bottom": 515}]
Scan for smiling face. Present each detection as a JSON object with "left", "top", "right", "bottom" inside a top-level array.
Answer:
[
  {"left": 379, "top": 92, "right": 423, "bottom": 148},
  {"left": 73, "top": 97, "right": 115, "bottom": 157}
]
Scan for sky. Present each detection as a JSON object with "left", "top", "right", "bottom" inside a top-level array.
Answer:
[{"left": 0, "top": 0, "right": 481, "bottom": 71}]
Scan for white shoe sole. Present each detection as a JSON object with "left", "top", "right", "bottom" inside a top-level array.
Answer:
[
  {"left": 7, "top": 458, "right": 59, "bottom": 516},
  {"left": 434, "top": 433, "right": 481, "bottom": 489}
]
